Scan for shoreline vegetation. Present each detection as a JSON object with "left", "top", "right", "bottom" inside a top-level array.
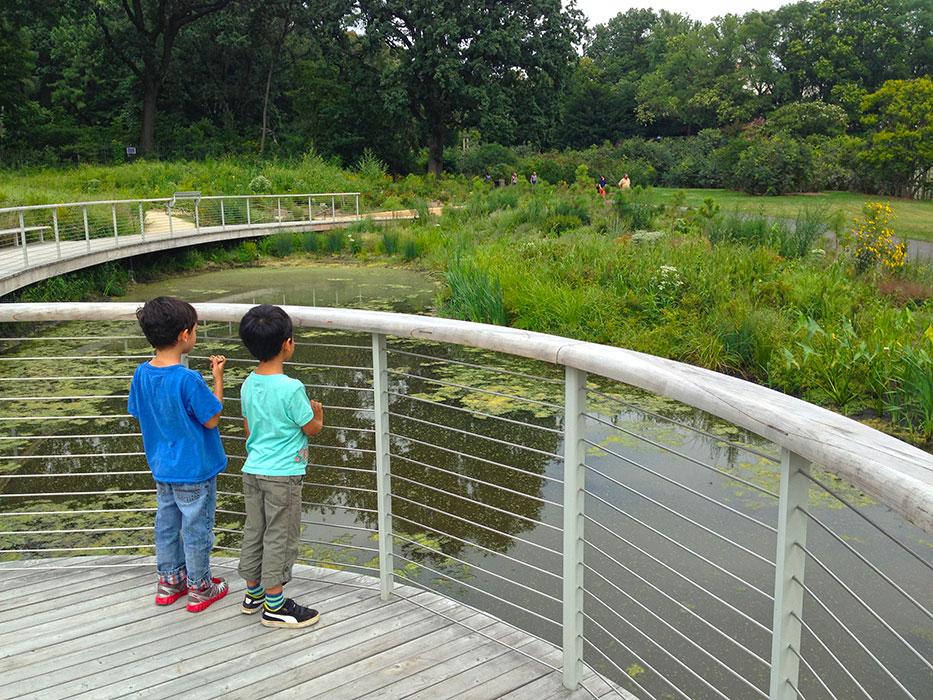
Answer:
[{"left": 2, "top": 161, "right": 931, "bottom": 450}]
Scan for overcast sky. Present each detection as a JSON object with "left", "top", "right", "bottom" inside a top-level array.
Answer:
[{"left": 575, "top": 1, "right": 791, "bottom": 25}]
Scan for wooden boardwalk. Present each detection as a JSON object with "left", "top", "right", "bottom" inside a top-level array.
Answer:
[{"left": 0, "top": 557, "right": 623, "bottom": 700}]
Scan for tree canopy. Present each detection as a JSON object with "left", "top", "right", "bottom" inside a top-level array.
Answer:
[{"left": 0, "top": 0, "right": 929, "bottom": 178}]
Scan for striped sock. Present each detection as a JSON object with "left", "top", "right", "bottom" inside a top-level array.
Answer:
[
  {"left": 246, "top": 584, "right": 265, "bottom": 600},
  {"left": 264, "top": 591, "right": 285, "bottom": 611}
]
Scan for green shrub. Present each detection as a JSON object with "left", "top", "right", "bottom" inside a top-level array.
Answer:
[
  {"left": 270, "top": 232, "right": 295, "bottom": 257},
  {"left": 327, "top": 229, "right": 346, "bottom": 253},
  {"left": 731, "top": 136, "right": 811, "bottom": 195},
  {"left": 545, "top": 214, "right": 583, "bottom": 235},
  {"left": 888, "top": 345, "right": 933, "bottom": 441},
  {"left": 238, "top": 240, "right": 260, "bottom": 262},
  {"left": 442, "top": 257, "right": 508, "bottom": 326},
  {"left": 382, "top": 230, "right": 400, "bottom": 255},
  {"left": 401, "top": 237, "right": 421, "bottom": 261},
  {"left": 302, "top": 231, "right": 321, "bottom": 252},
  {"left": 613, "top": 186, "right": 660, "bottom": 230}
]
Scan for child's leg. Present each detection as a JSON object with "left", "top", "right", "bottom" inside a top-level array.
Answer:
[
  {"left": 238, "top": 473, "right": 266, "bottom": 585},
  {"left": 177, "top": 477, "right": 228, "bottom": 612},
  {"left": 154, "top": 482, "right": 185, "bottom": 581},
  {"left": 176, "top": 477, "right": 217, "bottom": 587},
  {"left": 257, "top": 475, "right": 304, "bottom": 602},
  {"left": 238, "top": 473, "right": 268, "bottom": 613},
  {"left": 257, "top": 476, "right": 319, "bottom": 628}
]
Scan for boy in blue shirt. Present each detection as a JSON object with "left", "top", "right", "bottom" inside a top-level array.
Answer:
[
  {"left": 237, "top": 304, "right": 324, "bottom": 628},
  {"left": 128, "top": 296, "right": 229, "bottom": 613}
]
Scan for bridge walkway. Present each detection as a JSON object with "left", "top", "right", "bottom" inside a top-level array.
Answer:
[{"left": 0, "top": 557, "right": 621, "bottom": 700}]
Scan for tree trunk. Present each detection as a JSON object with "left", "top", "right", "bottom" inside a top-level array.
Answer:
[
  {"left": 140, "top": 79, "right": 159, "bottom": 155},
  {"left": 427, "top": 125, "right": 445, "bottom": 176},
  {"left": 260, "top": 62, "right": 274, "bottom": 154}
]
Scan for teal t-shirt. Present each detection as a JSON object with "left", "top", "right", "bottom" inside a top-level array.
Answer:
[{"left": 241, "top": 372, "right": 315, "bottom": 476}]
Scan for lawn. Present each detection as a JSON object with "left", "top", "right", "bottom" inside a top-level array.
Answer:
[{"left": 651, "top": 188, "right": 933, "bottom": 242}]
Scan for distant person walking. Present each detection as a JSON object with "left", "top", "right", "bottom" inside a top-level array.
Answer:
[
  {"left": 530, "top": 171, "right": 538, "bottom": 185},
  {"left": 598, "top": 175, "right": 607, "bottom": 190},
  {"left": 510, "top": 172, "right": 518, "bottom": 186},
  {"left": 618, "top": 174, "right": 631, "bottom": 190}
]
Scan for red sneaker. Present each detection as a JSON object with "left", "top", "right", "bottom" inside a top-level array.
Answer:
[
  {"left": 155, "top": 577, "right": 188, "bottom": 606},
  {"left": 186, "top": 577, "right": 229, "bottom": 612}
]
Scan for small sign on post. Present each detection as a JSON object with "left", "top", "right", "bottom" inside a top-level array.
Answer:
[{"left": 125, "top": 146, "right": 137, "bottom": 162}]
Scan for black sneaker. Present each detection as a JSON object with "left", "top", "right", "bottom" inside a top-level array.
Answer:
[
  {"left": 260, "top": 598, "right": 321, "bottom": 629},
  {"left": 241, "top": 593, "right": 264, "bottom": 615}
]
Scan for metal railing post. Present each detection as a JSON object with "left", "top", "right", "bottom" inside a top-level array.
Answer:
[
  {"left": 372, "top": 332, "right": 394, "bottom": 600},
  {"left": 246, "top": 198, "right": 251, "bottom": 225},
  {"left": 52, "top": 208, "right": 61, "bottom": 259},
  {"left": 308, "top": 196, "right": 313, "bottom": 223},
  {"left": 769, "top": 448, "right": 810, "bottom": 700},
  {"left": 139, "top": 204, "right": 145, "bottom": 241},
  {"left": 331, "top": 196, "right": 336, "bottom": 223},
  {"left": 220, "top": 199, "right": 226, "bottom": 230},
  {"left": 18, "top": 211, "right": 28, "bottom": 267},
  {"left": 355, "top": 194, "right": 360, "bottom": 220},
  {"left": 112, "top": 204, "right": 119, "bottom": 248},
  {"left": 82, "top": 206, "right": 90, "bottom": 252},
  {"left": 168, "top": 205, "right": 174, "bottom": 237},
  {"left": 562, "top": 366, "right": 586, "bottom": 690},
  {"left": 277, "top": 197, "right": 282, "bottom": 224},
  {"left": 195, "top": 201, "right": 200, "bottom": 231}
]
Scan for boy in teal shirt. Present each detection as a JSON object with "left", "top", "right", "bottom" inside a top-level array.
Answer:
[{"left": 237, "top": 304, "right": 325, "bottom": 628}]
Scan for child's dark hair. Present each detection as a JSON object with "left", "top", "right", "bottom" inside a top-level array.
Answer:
[
  {"left": 136, "top": 296, "right": 198, "bottom": 349},
  {"left": 239, "top": 304, "right": 293, "bottom": 361}
]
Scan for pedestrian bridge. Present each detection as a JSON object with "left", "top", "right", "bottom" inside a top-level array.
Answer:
[
  {"left": 0, "top": 237, "right": 931, "bottom": 696},
  {"left": 0, "top": 193, "right": 430, "bottom": 298}
]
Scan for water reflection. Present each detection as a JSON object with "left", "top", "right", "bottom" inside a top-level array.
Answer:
[{"left": 0, "top": 262, "right": 930, "bottom": 699}]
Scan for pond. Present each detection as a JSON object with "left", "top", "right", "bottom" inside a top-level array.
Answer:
[{"left": 0, "top": 259, "right": 930, "bottom": 699}]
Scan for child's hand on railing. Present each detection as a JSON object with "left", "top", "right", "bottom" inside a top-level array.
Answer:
[
  {"left": 311, "top": 399, "right": 324, "bottom": 424},
  {"left": 210, "top": 354, "right": 227, "bottom": 379}
]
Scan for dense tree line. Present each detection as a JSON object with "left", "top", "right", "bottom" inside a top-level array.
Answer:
[{"left": 0, "top": 0, "right": 930, "bottom": 193}]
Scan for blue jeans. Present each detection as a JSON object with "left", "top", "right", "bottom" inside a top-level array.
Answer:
[{"left": 155, "top": 477, "right": 216, "bottom": 587}]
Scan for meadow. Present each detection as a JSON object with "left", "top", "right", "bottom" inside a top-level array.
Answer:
[{"left": 2, "top": 160, "right": 931, "bottom": 445}]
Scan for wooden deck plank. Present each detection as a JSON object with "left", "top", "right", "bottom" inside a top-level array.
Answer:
[
  {"left": 0, "top": 564, "right": 155, "bottom": 618},
  {"left": 331, "top": 623, "right": 533, "bottom": 700},
  {"left": 128, "top": 598, "right": 444, "bottom": 700},
  {"left": 189, "top": 593, "right": 467, "bottom": 700},
  {"left": 280, "top": 611, "right": 494, "bottom": 699},
  {"left": 0, "top": 573, "right": 344, "bottom": 693},
  {"left": 0, "top": 558, "right": 623, "bottom": 700},
  {"left": 10, "top": 579, "right": 374, "bottom": 700}
]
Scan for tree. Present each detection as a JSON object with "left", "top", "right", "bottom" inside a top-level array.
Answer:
[
  {"left": 765, "top": 101, "right": 849, "bottom": 137},
  {"left": 358, "top": 0, "right": 585, "bottom": 175},
  {"left": 93, "top": 0, "right": 232, "bottom": 154},
  {"left": 860, "top": 77, "right": 933, "bottom": 197}
]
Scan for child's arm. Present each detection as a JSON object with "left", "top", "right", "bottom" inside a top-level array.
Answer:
[
  {"left": 243, "top": 418, "right": 250, "bottom": 438},
  {"left": 301, "top": 399, "right": 324, "bottom": 437},
  {"left": 201, "top": 355, "right": 226, "bottom": 429}
]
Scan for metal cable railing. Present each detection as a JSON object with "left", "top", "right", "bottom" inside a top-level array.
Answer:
[{"left": 0, "top": 304, "right": 930, "bottom": 700}]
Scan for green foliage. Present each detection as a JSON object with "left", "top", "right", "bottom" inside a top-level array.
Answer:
[
  {"left": 859, "top": 77, "right": 933, "bottom": 197},
  {"left": 442, "top": 256, "right": 509, "bottom": 326},
  {"left": 731, "top": 136, "right": 811, "bottom": 195},
  {"left": 270, "top": 232, "right": 295, "bottom": 257},
  {"left": 301, "top": 231, "right": 321, "bottom": 253},
  {"left": 326, "top": 229, "right": 346, "bottom": 253},
  {"left": 888, "top": 343, "right": 933, "bottom": 441},
  {"left": 401, "top": 236, "right": 421, "bottom": 261},
  {"left": 382, "top": 230, "right": 400, "bottom": 255},
  {"left": 613, "top": 186, "right": 660, "bottom": 230},
  {"left": 765, "top": 101, "right": 849, "bottom": 137}
]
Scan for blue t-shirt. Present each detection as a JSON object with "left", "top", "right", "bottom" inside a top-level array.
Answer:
[
  {"left": 241, "top": 372, "right": 315, "bottom": 477},
  {"left": 128, "top": 362, "right": 227, "bottom": 483}
]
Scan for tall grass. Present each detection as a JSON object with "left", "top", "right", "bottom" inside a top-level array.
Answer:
[{"left": 441, "top": 255, "right": 508, "bottom": 326}]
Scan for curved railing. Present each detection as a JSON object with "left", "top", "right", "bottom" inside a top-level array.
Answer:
[
  {"left": 0, "top": 193, "right": 365, "bottom": 295},
  {"left": 0, "top": 302, "right": 930, "bottom": 700}
]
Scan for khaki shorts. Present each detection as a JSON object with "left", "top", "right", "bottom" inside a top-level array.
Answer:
[{"left": 237, "top": 473, "right": 304, "bottom": 589}]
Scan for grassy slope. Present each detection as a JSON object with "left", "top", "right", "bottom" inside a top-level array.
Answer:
[{"left": 651, "top": 188, "right": 933, "bottom": 242}]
